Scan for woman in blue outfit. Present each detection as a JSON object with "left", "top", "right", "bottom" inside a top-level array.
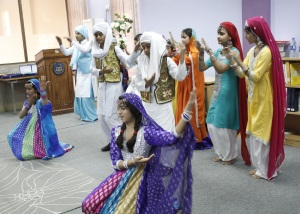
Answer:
[
  {"left": 7, "top": 76, "right": 73, "bottom": 160},
  {"left": 195, "top": 22, "right": 245, "bottom": 165},
  {"left": 56, "top": 25, "right": 97, "bottom": 122}
]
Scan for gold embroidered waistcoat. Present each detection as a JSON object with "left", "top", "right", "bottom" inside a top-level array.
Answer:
[
  {"left": 140, "top": 57, "right": 175, "bottom": 104},
  {"left": 96, "top": 45, "right": 121, "bottom": 82}
]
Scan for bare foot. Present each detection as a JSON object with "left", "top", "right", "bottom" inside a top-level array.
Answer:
[
  {"left": 251, "top": 174, "right": 262, "bottom": 179},
  {"left": 223, "top": 158, "right": 236, "bottom": 165},
  {"left": 249, "top": 169, "right": 256, "bottom": 175},
  {"left": 213, "top": 157, "right": 222, "bottom": 162}
]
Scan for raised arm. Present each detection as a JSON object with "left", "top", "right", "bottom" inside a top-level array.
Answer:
[
  {"left": 194, "top": 40, "right": 209, "bottom": 71},
  {"left": 198, "top": 38, "right": 231, "bottom": 74},
  {"left": 56, "top": 36, "right": 74, "bottom": 56},
  {"left": 175, "top": 90, "right": 196, "bottom": 134},
  {"left": 168, "top": 42, "right": 188, "bottom": 81},
  {"left": 71, "top": 40, "right": 92, "bottom": 53},
  {"left": 39, "top": 75, "right": 50, "bottom": 106}
]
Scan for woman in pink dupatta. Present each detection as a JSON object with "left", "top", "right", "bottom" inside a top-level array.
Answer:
[{"left": 223, "top": 16, "right": 286, "bottom": 180}]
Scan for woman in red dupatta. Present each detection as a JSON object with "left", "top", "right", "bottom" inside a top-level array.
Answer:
[{"left": 224, "top": 16, "right": 286, "bottom": 180}]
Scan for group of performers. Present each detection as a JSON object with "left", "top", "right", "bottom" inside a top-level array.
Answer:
[{"left": 7, "top": 15, "right": 286, "bottom": 213}]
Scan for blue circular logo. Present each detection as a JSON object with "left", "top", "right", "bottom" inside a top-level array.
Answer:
[{"left": 52, "top": 62, "right": 65, "bottom": 75}]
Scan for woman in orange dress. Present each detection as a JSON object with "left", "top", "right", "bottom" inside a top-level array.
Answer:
[{"left": 172, "top": 28, "right": 212, "bottom": 149}]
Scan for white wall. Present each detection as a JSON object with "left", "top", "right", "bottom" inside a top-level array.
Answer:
[
  {"left": 271, "top": 0, "right": 300, "bottom": 45},
  {"left": 139, "top": 0, "right": 242, "bottom": 77},
  {"left": 86, "top": 0, "right": 300, "bottom": 76},
  {"left": 86, "top": 0, "right": 110, "bottom": 22}
]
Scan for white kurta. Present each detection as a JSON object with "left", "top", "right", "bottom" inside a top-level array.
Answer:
[
  {"left": 90, "top": 46, "right": 140, "bottom": 116},
  {"left": 60, "top": 40, "right": 92, "bottom": 98},
  {"left": 135, "top": 58, "right": 187, "bottom": 131}
]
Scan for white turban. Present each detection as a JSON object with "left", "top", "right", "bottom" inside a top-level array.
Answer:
[
  {"left": 140, "top": 34, "right": 151, "bottom": 44},
  {"left": 138, "top": 32, "right": 167, "bottom": 84},
  {"left": 91, "top": 22, "right": 113, "bottom": 58}
]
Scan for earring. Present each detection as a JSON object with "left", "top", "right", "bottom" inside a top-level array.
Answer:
[
  {"left": 257, "top": 36, "right": 265, "bottom": 48},
  {"left": 227, "top": 40, "right": 233, "bottom": 46}
]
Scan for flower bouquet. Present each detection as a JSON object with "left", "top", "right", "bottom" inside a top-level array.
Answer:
[{"left": 111, "top": 13, "right": 133, "bottom": 50}]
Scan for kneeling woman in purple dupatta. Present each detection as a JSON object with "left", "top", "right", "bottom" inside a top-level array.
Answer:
[
  {"left": 7, "top": 76, "right": 73, "bottom": 160},
  {"left": 82, "top": 91, "right": 196, "bottom": 214}
]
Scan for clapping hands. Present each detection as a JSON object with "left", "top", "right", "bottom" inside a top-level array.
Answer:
[
  {"left": 222, "top": 47, "right": 240, "bottom": 62},
  {"left": 63, "top": 36, "right": 72, "bottom": 43},
  {"left": 55, "top": 36, "right": 71, "bottom": 46},
  {"left": 194, "top": 38, "right": 210, "bottom": 54}
]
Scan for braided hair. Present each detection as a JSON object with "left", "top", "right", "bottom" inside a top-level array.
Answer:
[{"left": 116, "top": 96, "right": 142, "bottom": 153}]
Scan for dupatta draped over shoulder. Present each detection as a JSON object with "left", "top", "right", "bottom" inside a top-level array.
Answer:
[{"left": 246, "top": 16, "right": 286, "bottom": 179}]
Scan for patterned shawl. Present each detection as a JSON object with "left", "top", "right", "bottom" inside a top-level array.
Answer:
[{"left": 121, "top": 93, "right": 195, "bottom": 213}]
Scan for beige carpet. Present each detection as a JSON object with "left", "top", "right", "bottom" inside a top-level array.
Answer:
[{"left": 0, "top": 157, "right": 100, "bottom": 214}]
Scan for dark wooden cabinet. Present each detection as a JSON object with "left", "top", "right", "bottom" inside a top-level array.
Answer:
[{"left": 35, "top": 49, "right": 74, "bottom": 115}]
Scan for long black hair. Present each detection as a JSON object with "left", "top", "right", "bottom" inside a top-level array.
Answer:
[{"left": 116, "top": 95, "right": 142, "bottom": 153}]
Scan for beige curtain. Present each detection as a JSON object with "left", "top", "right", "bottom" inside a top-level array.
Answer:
[
  {"left": 66, "top": 0, "right": 87, "bottom": 42},
  {"left": 110, "top": 0, "right": 140, "bottom": 52}
]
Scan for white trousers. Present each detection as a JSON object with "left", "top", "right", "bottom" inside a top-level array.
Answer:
[
  {"left": 98, "top": 113, "right": 121, "bottom": 144},
  {"left": 207, "top": 124, "right": 237, "bottom": 161},
  {"left": 248, "top": 135, "right": 277, "bottom": 179}
]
